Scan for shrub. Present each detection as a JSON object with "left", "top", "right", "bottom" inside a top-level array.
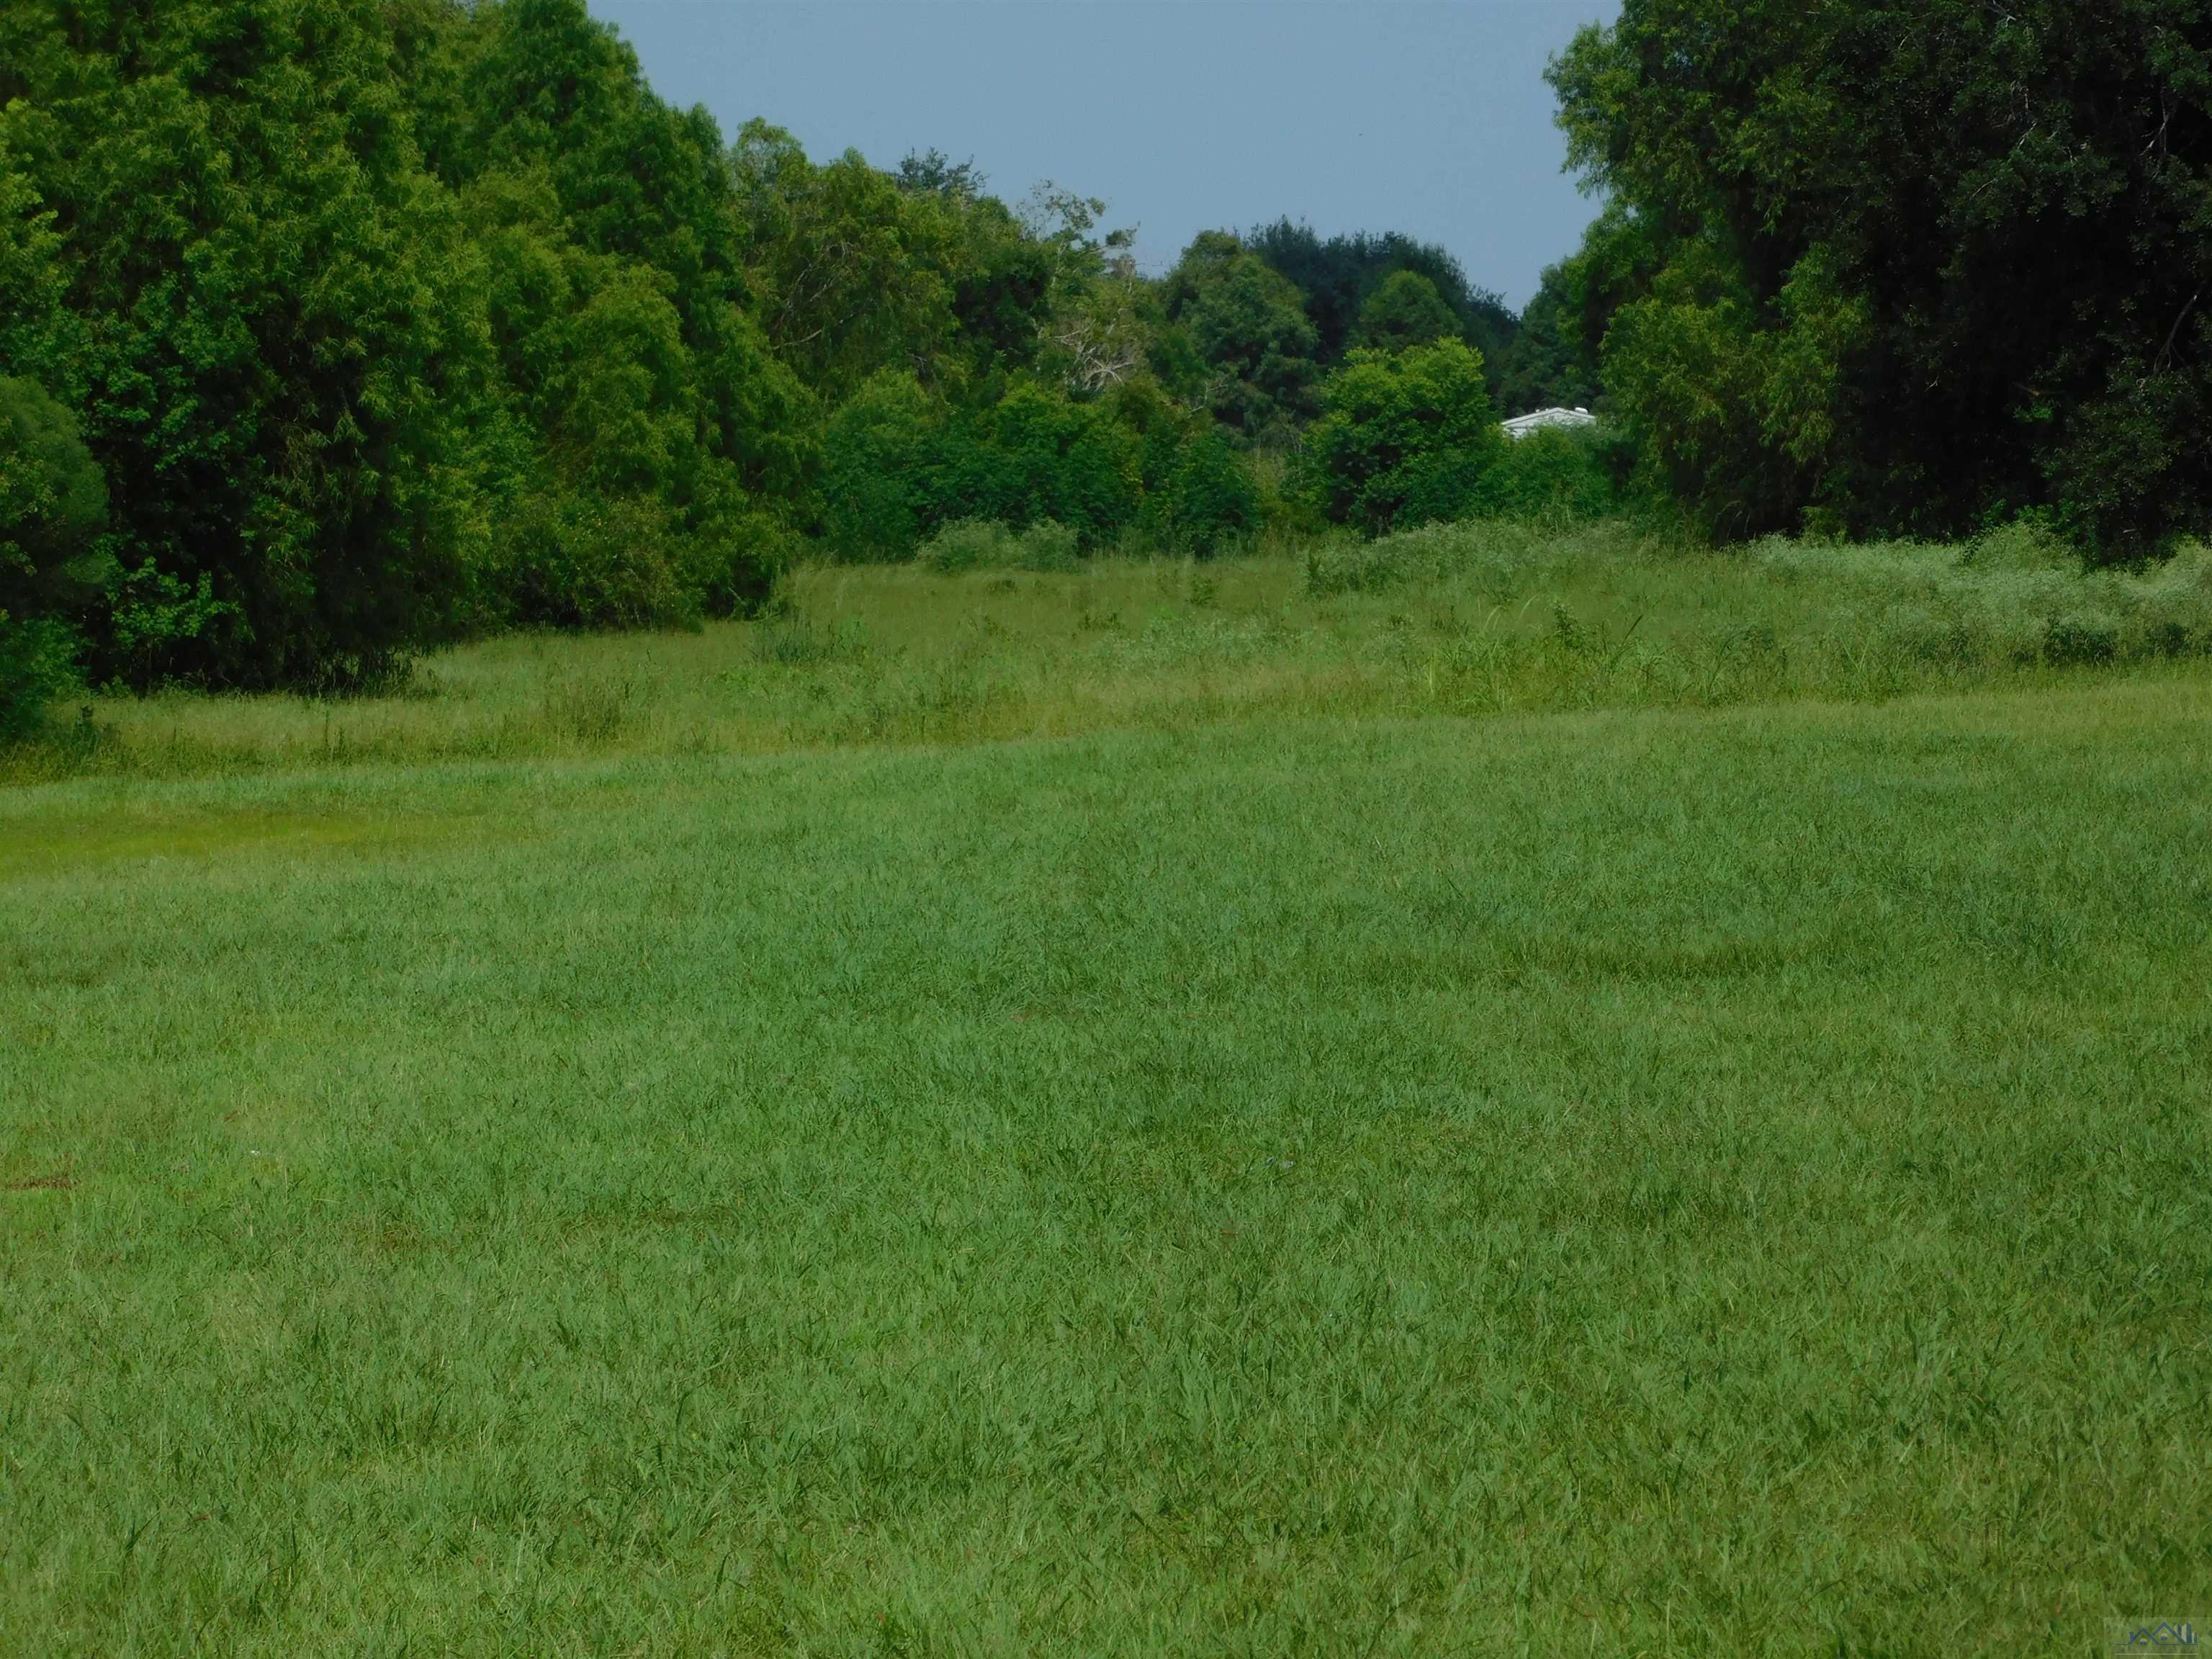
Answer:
[
  {"left": 683, "top": 499, "right": 795, "bottom": 619},
  {"left": 1302, "top": 340, "right": 1504, "bottom": 536},
  {"left": 919, "top": 519, "right": 1017, "bottom": 572},
  {"left": 1015, "top": 520, "right": 1082, "bottom": 572},
  {"left": 1157, "top": 427, "right": 1262, "bottom": 557},
  {"left": 0, "top": 612, "right": 79, "bottom": 742},
  {"left": 0, "top": 377, "right": 109, "bottom": 734},
  {"left": 485, "top": 492, "right": 700, "bottom": 630},
  {"left": 820, "top": 372, "right": 950, "bottom": 562},
  {"left": 826, "top": 377, "right": 1148, "bottom": 559},
  {"left": 1472, "top": 426, "right": 1616, "bottom": 523},
  {"left": 958, "top": 385, "right": 1142, "bottom": 547},
  {"left": 0, "top": 377, "right": 109, "bottom": 598},
  {"left": 918, "top": 519, "right": 1081, "bottom": 574}
]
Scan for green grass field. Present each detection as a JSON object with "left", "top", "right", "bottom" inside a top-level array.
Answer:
[{"left": 4, "top": 531, "right": 2211, "bottom": 1654}]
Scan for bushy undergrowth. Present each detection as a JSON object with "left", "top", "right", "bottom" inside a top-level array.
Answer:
[
  {"left": 1471, "top": 426, "right": 1619, "bottom": 523},
  {"left": 1310, "top": 518, "right": 2212, "bottom": 673},
  {"left": 0, "top": 615, "right": 82, "bottom": 743},
  {"left": 1754, "top": 523, "right": 2212, "bottom": 667},
  {"left": 918, "top": 518, "right": 1082, "bottom": 574}
]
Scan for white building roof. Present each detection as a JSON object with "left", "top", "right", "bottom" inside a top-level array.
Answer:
[{"left": 1501, "top": 407, "right": 1597, "bottom": 439}]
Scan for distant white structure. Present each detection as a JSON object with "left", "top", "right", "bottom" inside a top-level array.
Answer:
[{"left": 1502, "top": 407, "right": 1597, "bottom": 441}]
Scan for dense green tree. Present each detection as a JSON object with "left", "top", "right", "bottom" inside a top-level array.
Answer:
[
  {"left": 1156, "top": 426, "right": 1262, "bottom": 556},
  {"left": 0, "top": 0, "right": 1303, "bottom": 691},
  {"left": 0, "top": 377, "right": 107, "bottom": 614},
  {"left": 1494, "top": 209, "right": 1662, "bottom": 415},
  {"left": 817, "top": 362, "right": 1264, "bottom": 562},
  {"left": 1301, "top": 341, "right": 1503, "bottom": 536},
  {"left": 434, "top": 1, "right": 808, "bottom": 626},
  {"left": 0, "top": 376, "right": 107, "bottom": 734},
  {"left": 1162, "top": 232, "right": 1320, "bottom": 441},
  {"left": 1552, "top": 0, "right": 2212, "bottom": 556},
  {"left": 820, "top": 372, "right": 1158, "bottom": 559},
  {"left": 1471, "top": 426, "right": 1616, "bottom": 523},
  {"left": 942, "top": 199, "right": 1057, "bottom": 383},
  {"left": 819, "top": 372, "right": 950, "bottom": 560},
  {"left": 960, "top": 383, "right": 1141, "bottom": 544},
  {"left": 1354, "top": 271, "right": 1460, "bottom": 354},
  {"left": 1247, "top": 219, "right": 1520, "bottom": 393},
  {"left": 732, "top": 122, "right": 961, "bottom": 400},
  {"left": 0, "top": 0, "right": 487, "bottom": 685}
]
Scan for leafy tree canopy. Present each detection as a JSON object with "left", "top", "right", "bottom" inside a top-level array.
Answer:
[
  {"left": 1301, "top": 340, "right": 1503, "bottom": 536},
  {"left": 1354, "top": 271, "right": 1460, "bottom": 354},
  {"left": 0, "top": 374, "right": 108, "bottom": 617},
  {"left": 1247, "top": 218, "right": 1519, "bottom": 397},
  {"left": 1550, "top": 0, "right": 2212, "bottom": 557},
  {"left": 1163, "top": 232, "right": 1321, "bottom": 443}
]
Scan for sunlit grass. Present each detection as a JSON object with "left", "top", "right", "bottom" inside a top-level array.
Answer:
[{"left": 4, "top": 529, "right": 2210, "bottom": 1653}]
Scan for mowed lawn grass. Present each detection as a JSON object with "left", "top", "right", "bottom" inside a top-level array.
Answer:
[{"left": 4, "top": 674, "right": 2211, "bottom": 1654}]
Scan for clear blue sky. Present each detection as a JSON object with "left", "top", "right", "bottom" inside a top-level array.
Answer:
[{"left": 589, "top": 1, "right": 1614, "bottom": 310}]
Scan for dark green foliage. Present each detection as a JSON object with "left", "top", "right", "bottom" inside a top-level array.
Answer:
[
  {"left": 1353, "top": 271, "right": 1459, "bottom": 354},
  {"left": 0, "top": 0, "right": 815, "bottom": 689},
  {"left": 821, "top": 373, "right": 946, "bottom": 562},
  {"left": 734, "top": 131, "right": 1072, "bottom": 401},
  {"left": 963, "top": 384, "right": 1142, "bottom": 545},
  {"left": 1160, "top": 428, "right": 1262, "bottom": 557},
  {"left": 1495, "top": 212, "right": 1661, "bottom": 415},
  {"left": 0, "top": 377, "right": 108, "bottom": 618},
  {"left": 1301, "top": 341, "right": 1504, "bottom": 536},
  {"left": 821, "top": 376, "right": 1152, "bottom": 561},
  {"left": 1551, "top": 0, "right": 2212, "bottom": 559},
  {"left": 444, "top": 4, "right": 810, "bottom": 630},
  {"left": 1473, "top": 428, "right": 1617, "bottom": 523},
  {"left": 821, "top": 371, "right": 1258, "bottom": 563},
  {"left": 1248, "top": 218, "right": 1520, "bottom": 397},
  {"left": 734, "top": 122, "right": 959, "bottom": 400},
  {"left": 1162, "top": 233, "right": 1321, "bottom": 442},
  {"left": 0, "top": 375, "right": 107, "bottom": 736},
  {"left": 1, "top": 0, "right": 486, "bottom": 687},
  {"left": 474, "top": 481, "right": 781, "bottom": 631},
  {"left": 1496, "top": 281, "right": 1589, "bottom": 417},
  {"left": 0, "top": 615, "right": 76, "bottom": 741}
]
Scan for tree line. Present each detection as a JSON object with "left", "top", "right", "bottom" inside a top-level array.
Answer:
[
  {"left": 6, "top": 0, "right": 2207, "bottom": 732},
  {"left": 1532, "top": 0, "right": 2212, "bottom": 558},
  {"left": 0, "top": 0, "right": 1599, "bottom": 726}
]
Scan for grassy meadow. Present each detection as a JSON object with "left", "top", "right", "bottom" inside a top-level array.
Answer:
[
  {"left": 9, "top": 521, "right": 2212, "bottom": 784},
  {"left": 4, "top": 526, "right": 2211, "bottom": 1655}
]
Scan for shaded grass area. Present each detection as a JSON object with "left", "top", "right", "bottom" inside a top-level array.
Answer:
[
  {"left": 8, "top": 522, "right": 2211, "bottom": 783},
  {"left": 4, "top": 678, "right": 2210, "bottom": 1654}
]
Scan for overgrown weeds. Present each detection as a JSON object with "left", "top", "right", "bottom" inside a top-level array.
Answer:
[
  {"left": 9, "top": 526, "right": 2211, "bottom": 783},
  {"left": 541, "top": 670, "right": 638, "bottom": 745},
  {"left": 917, "top": 518, "right": 1082, "bottom": 574}
]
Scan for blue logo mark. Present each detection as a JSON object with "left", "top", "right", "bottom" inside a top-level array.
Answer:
[{"left": 2118, "top": 1624, "right": 2199, "bottom": 1653}]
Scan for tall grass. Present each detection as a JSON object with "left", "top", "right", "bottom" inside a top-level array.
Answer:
[{"left": 5, "top": 522, "right": 2209, "bottom": 784}]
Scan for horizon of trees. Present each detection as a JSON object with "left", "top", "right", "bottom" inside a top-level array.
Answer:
[
  {"left": 1538, "top": 0, "right": 2212, "bottom": 557},
  {"left": 6, "top": 0, "right": 2206, "bottom": 729},
  {"left": 0, "top": 0, "right": 1596, "bottom": 719}
]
